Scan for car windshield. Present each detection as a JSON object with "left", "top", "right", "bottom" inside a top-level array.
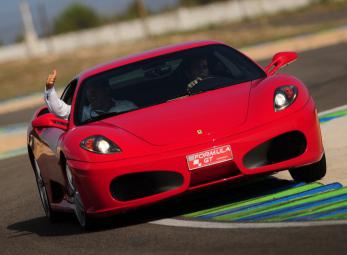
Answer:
[{"left": 75, "top": 44, "right": 266, "bottom": 125}]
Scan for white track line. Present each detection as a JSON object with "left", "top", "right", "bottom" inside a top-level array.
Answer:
[
  {"left": 150, "top": 218, "right": 347, "bottom": 229},
  {"left": 318, "top": 104, "right": 347, "bottom": 116}
]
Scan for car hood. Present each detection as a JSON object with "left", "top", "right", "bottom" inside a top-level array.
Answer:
[{"left": 101, "top": 82, "right": 251, "bottom": 146}]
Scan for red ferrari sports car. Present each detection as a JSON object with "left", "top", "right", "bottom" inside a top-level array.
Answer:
[{"left": 27, "top": 40, "right": 326, "bottom": 228}]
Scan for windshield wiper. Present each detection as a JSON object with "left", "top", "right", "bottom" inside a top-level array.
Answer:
[
  {"left": 190, "top": 86, "right": 220, "bottom": 95},
  {"left": 167, "top": 95, "right": 190, "bottom": 102},
  {"left": 190, "top": 78, "right": 251, "bottom": 95}
]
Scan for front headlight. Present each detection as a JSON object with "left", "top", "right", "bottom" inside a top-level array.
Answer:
[
  {"left": 274, "top": 85, "right": 298, "bottom": 111},
  {"left": 80, "top": 136, "right": 121, "bottom": 154}
]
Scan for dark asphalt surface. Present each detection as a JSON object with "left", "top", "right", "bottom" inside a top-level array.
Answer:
[
  {"left": 0, "top": 106, "right": 37, "bottom": 126},
  {"left": 1, "top": 43, "right": 347, "bottom": 254}
]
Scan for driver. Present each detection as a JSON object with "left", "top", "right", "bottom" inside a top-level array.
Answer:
[
  {"left": 184, "top": 57, "right": 210, "bottom": 91},
  {"left": 82, "top": 81, "right": 137, "bottom": 121},
  {"left": 44, "top": 70, "right": 137, "bottom": 120}
]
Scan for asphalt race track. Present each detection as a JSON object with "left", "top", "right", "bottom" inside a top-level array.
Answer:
[{"left": 1, "top": 42, "right": 347, "bottom": 255}]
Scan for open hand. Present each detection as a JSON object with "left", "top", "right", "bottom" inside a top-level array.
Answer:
[{"left": 46, "top": 69, "right": 57, "bottom": 90}]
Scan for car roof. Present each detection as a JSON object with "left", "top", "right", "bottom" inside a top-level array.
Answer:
[{"left": 78, "top": 40, "right": 225, "bottom": 81}]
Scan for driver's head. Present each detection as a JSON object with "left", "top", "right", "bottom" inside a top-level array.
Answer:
[
  {"left": 185, "top": 57, "right": 209, "bottom": 80},
  {"left": 86, "top": 81, "right": 112, "bottom": 111}
]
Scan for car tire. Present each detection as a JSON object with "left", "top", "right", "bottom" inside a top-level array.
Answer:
[
  {"left": 33, "top": 158, "right": 60, "bottom": 222},
  {"left": 289, "top": 153, "right": 327, "bottom": 182},
  {"left": 74, "top": 192, "right": 94, "bottom": 230}
]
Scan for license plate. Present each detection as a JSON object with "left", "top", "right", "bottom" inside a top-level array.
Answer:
[{"left": 186, "top": 145, "right": 233, "bottom": 170}]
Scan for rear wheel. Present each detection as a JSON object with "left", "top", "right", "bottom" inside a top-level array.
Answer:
[
  {"left": 289, "top": 153, "right": 327, "bottom": 182},
  {"left": 33, "top": 159, "right": 60, "bottom": 222}
]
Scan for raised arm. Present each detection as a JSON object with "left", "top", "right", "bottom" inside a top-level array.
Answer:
[{"left": 44, "top": 70, "right": 71, "bottom": 120}]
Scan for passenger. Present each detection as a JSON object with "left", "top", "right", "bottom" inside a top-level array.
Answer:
[{"left": 44, "top": 70, "right": 137, "bottom": 120}]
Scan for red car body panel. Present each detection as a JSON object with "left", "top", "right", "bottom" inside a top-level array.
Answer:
[
  {"left": 27, "top": 40, "right": 324, "bottom": 218},
  {"left": 64, "top": 96, "right": 322, "bottom": 217}
]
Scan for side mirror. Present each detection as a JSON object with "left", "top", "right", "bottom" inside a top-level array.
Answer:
[
  {"left": 265, "top": 52, "right": 298, "bottom": 76},
  {"left": 32, "top": 113, "right": 68, "bottom": 131}
]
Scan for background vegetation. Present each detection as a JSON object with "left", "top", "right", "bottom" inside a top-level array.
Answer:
[
  {"left": 51, "top": 0, "right": 231, "bottom": 34},
  {"left": 180, "top": 0, "right": 227, "bottom": 6},
  {"left": 53, "top": 3, "right": 102, "bottom": 34}
]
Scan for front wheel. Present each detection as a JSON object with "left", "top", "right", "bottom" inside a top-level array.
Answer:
[
  {"left": 289, "top": 153, "right": 327, "bottom": 182},
  {"left": 74, "top": 192, "right": 94, "bottom": 230},
  {"left": 33, "top": 159, "right": 60, "bottom": 222}
]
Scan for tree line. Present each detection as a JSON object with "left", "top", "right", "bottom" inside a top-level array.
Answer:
[{"left": 53, "top": 0, "right": 229, "bottom": 35}]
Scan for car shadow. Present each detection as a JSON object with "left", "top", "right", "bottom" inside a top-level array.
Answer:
[
  {"left": 7, "top": 215, "right": 82, "bottom": 237},
  {"left": 7, "top": 175, "right": 299, "bottom": 236}
]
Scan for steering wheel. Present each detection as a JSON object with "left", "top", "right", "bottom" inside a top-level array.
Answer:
[
  {"left": 187, "top": 76, "right": 216, "bottom": 94},
  {"left": 90, "top": 109, "right": 108, "bottom": 118}
]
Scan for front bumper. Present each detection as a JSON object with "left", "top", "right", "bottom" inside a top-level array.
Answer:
[{"left": 67, "top": 98, "right": 323, "bottom": 217}]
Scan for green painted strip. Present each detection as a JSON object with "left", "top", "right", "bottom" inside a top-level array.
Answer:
[
  {"left": 184, "top": 183, "right": 321, "bottom": 217},
  {"left": 318, "top": 212, "right": 347, "bottom": 220},
  {"left": 320, "top": 109, "right": 347, "bottom": 119},
  {"left": 263, "top": 200, "right": 347, "bottom": 222},
  {"left": 215, "top": 187, "right": 347, "bottom": 221}
]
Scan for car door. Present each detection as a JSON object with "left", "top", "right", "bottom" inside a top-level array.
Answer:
[{"left": 32, "top": 80, "right": 77, "bottom": 202}]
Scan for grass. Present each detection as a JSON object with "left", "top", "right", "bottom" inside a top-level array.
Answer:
[{"left": 1, "top": 0, "right": 347, "bottom": 101}]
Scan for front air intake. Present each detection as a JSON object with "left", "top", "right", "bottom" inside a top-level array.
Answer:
[
  {"left": 110, "top": 171, "right": 183, "bottom": 201},
  {"left": 243, "top": 131, "right": 307, "bottom": 169}
]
